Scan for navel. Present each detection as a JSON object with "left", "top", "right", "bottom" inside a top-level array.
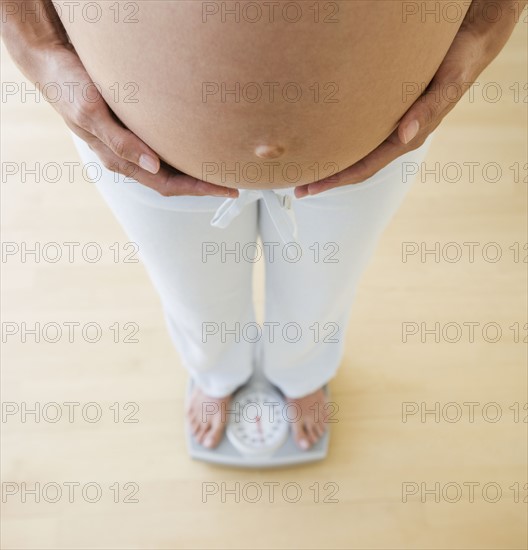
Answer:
[{"left": 254, "top": 144, "right": 285, "bottom": 160}]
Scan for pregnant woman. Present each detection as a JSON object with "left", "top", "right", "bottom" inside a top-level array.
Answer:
[{"left": 2, "top": 0, "right": 524, "bottom": 450}]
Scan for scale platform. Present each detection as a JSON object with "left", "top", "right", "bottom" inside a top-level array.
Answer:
[{"left": 185, "top": 372, "right": 330, "bottom": 468}]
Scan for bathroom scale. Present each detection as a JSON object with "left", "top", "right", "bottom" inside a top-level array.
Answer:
[{"left": 184, "top": 364, "right": 331, "bottom": 468}]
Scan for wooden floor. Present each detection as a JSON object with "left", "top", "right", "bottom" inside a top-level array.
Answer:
[{"left": 1, "top": 18, "right": 527, "bottom": 550}]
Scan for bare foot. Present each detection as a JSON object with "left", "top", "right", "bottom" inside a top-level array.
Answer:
[
  {"left": 186, "top": 385, "right": 232, "bottom": 449},
  {"left": 285, "top": 387, "right": 328, "bottom": 451}
]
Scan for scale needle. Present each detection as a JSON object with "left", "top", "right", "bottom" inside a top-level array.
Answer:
[{"left": 255, "top": 415, "right": 265, "bottom": 443}]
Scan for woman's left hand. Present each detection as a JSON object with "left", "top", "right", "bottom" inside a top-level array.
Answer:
[{"left": 294, "top": 0, "right": 526, "bottom": 199}]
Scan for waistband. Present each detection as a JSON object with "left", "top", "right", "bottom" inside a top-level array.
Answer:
[{"left": 210, "top": 189, "right": 298, "bottom": 244}]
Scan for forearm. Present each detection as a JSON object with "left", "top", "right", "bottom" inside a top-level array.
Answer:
[
  {"left": 463, "top": 0, "right": 527, "bottom": 60},
  {"left": 0, "top": 0, "right": 70, "bottom": 72}
]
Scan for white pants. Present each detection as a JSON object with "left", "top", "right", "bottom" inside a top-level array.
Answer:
[{"left": 71, "top": 133, "right": 433, "bottom": 398}]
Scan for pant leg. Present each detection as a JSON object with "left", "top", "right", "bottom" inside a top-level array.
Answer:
[
  {"left": 259, "top": 136, "right": 434, "bottom": 398},
  {"left": 71, "top": 134, "right": 258, "bottom": 397}
]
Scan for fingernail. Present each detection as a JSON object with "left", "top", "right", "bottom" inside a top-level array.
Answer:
[
  {"left": 299, "top": 439, "right": 309, "bottom": 450},
  {"left": 204, "top": 435, "right": 214, "bottom": 447},
  {"left": 402, "top": 120, "right": 420, "bottom": 144},
  {"left": 213, "top": 189, "right": 235, "bottom": 198},
  {"left": 139, "top": 154, "right": 159, "bottom": 174}
]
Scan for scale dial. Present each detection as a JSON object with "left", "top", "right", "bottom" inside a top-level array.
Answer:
[{"left": 226, "top": 384, "right": 289, "bottom": 456}]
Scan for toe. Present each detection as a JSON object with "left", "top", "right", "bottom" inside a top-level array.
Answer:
[
  {"left": 202, "top": 422, "right": 224, "bottom": 449},
  {"left": 314, "top": 417, "right": 328, "bottom": 438},
  {"left": 292, "top": 422, "right": 311, "bottom": 451},
  {"left": 200, "top": 425, "right": 214, "bottom": 448},
  {"left": 190, "top": 415, "right": 200, "bottom": 436},
  {"left": 195, "top": 420, "right": 210, "bottom": 443},
  {"left": 303, "top": 421, "right": 319, "bottom": 446},
  {"left": 310, "top": 420, "right": 324, "bottom": 441},
  {"left": 187, "top": 407, "right": 198, "bottom": 430}
]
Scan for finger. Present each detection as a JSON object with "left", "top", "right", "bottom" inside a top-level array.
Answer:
[
  {"left": 81, "top": 112, "right": 238, "bottom": 195},
  {"left": 71, "top": 99, "right": 162, "bottom": 175},
  {"left": 177, "top": 177, "right": 240, "bottom": 198},
  {"left": 88, "top": 140, "right": 239, "bottom": 198},
  {"left": 156, "top": 171, "right": 239, "bottom": 198},
  {"left": 397, "top": 61, "right": 470, "bottom": 145},
  {"left": 295, "top": 131, "right": 412, "bottom": 198}
]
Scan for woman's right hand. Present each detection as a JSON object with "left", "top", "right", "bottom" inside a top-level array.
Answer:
[
  {"left": 0, "top": 0, "right": 239, "bottom": 199},
  {"left": 37, "top": 44, "right": 239, "bottom": 198}
]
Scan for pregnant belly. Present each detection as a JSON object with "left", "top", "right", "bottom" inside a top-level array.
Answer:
[{"left": 55, "top": 0, "right": 469, "bottom": 189}]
